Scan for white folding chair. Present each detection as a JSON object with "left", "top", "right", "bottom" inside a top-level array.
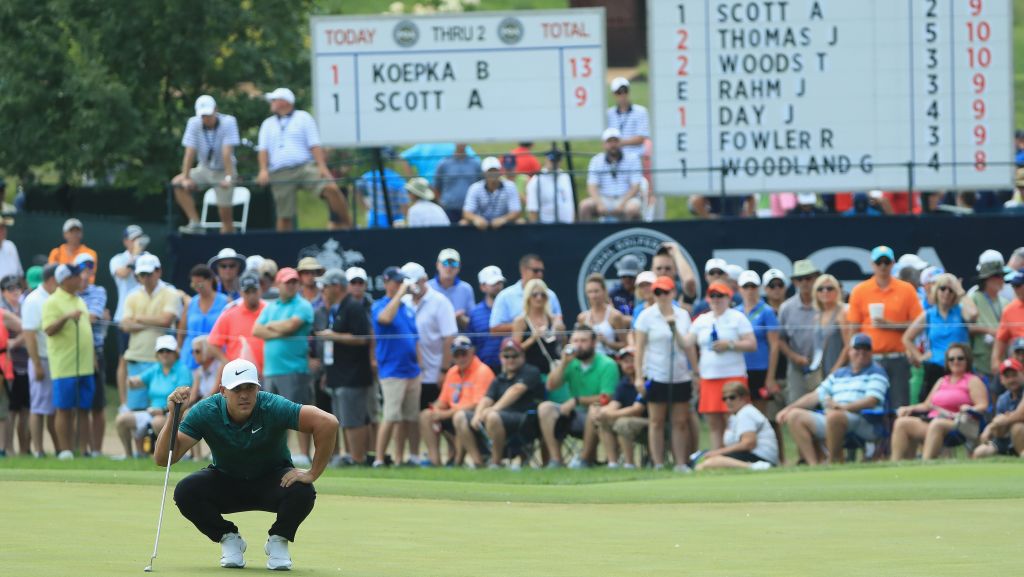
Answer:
[{"left": 200, "top": 186, "right": 251, "bottom": 233}]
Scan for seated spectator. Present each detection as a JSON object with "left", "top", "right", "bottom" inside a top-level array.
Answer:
[
  {"left": 187, "top": 336, "right": 222, "bottom": 405},
  {"left": 786, "top": 193, "right": 826, "bottom": 217},
  {"left": 696, "top": 381, "right": 778, "bottom": 471},
  {"left": 48, "top": 218, "right": 98, "bottom": 265},
  {"left": 454, "top": 338, "right": 545, "bottom": 468},
  {"left": 609, "top": 255, "right": 640, "bottom": 316},
  {"left": 579, "top": 128, "right": 643, "bottom": 222},
  {"left": 468, "top": 266, "right": 505, "bottom": 374},
  {"left": 208, "top": 248, "right": 246, "bottom": 300},
  {"left": 973, "top": 359, "right": 1024, "bottom": 458},
  {"left": 539, "top": 326, "right": 619, "bottom": 468},
  {"left": 525, "top": 150, "right": 575, "bottom": 224},
  {"left": 577, "top": 273, "right": 630, "bottom": 356},
  {"left": 399, "top": 142, "right": 476, "bottom": 186},
  {"left": 687, "top": 194, "right": 756, "bottom": 219},
  {"left": 434, "top": 143, "right": 482, "bottom": 223},
  {"left": 403, "top": 177, "right": 451, "bottom": 228},
  {"left": 419, "top": 336, "right": 494, "bottom": 466},
  {"left": 841, "top": 192, "right": 884, "bottom": 216},
  {"left": 992, "top": 271, "right": 1024, "bottom": 375},
  {"left": 891, "top": 343, "right": 988, "bottom": 460},
  {"left": 462, "top": 157, "right": 522, "bottom": 230},
  {"left": 903, "top": 274, "right": 977, "bottom": 400},
  {"left": 595, "top": 348, "right": 648, "bottom": 469},
  {"left": 512, "top": 279, "right": 564, "bottom": 379},
  {"left": 113, "top": 336, "right": 191, "bottom": 459},
  {"left": 777, "top": 334, "right": 889, "bottom": 465}
]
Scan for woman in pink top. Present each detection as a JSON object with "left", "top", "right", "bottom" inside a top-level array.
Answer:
[{"left": 891, "top": 343, "right": 988, "bottom": 461}]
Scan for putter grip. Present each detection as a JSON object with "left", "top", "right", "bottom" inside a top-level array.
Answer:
[{"left": 168, "top": 402, "right": 183, "bottom": 453}]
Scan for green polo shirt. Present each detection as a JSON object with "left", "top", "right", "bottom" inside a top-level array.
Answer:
[
  {"left": 179, "top": 391, "right": 301, "bottom": 480},
  {"left": 548, "top": 353, "right": 620, "bottom": 404}
]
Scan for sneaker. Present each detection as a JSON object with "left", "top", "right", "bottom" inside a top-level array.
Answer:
[
  {"left": 57, "top": 450, "right": 74, "bottom": 461},
  {"left": 371, "top": 460, "right": 385, "bottom": 468},
  {"left": 33, "top": 451, "right": 45, "bottom": 459},
  {"left": 545, "top": 460, "right": 563, "bottom": 469},
  {"left": 653, "top": 463, "right": 665, "bottom": 471},
  {"left": 109, "top": 454, "right": 128, "bottom": 462},
  {"left": 291, "top": 454, "right": 311, "bottom": 468},
  {"left": 673, "top": 464, "right": 693, "bottom": 474},
  {"left": 567, "top": 456, "right": 588, "bottom": 470},
  {"left": 219, "top": 532, "right": 247, "bottom": 568},
  {"left": 0, "top": 449, "right": 6, "bottom": 458},
  {"left": 464, "top": 461, "right": 478, "bottom": 470},
  {"left": 178, "top": 222, "right": 205, "bottom": 234},
  {"left": 487, "top": 463, "right": 502, "bottom": 470},
  {"left": 623, "top": 463, "right": 637, "bottom": 470},
  {"left": 89, "top": 451, "right": 103, "bottom": 458},
  {"left": 750, "top": 461, "right": 772, "bottom": 471},
  {"left": 508, "top": 461, "right": 522, "bottom": 472},
  {"left": 607, "top": 462, "right": 620, "bottom": 470},
  {"left": 265, "top": 535, "right": 292, "bottom": 571}
]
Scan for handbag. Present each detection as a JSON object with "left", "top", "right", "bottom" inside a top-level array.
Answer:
[{"left": 952, "top": 410, "right": 981, "bottom": 443}]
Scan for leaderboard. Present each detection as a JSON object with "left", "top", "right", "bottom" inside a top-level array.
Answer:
[{"left": 649, "top": 0, "right": 1014, "bottom": 195}]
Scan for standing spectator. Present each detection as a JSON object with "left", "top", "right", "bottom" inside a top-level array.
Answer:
[
  {"left": 786, "top": 193, "right": 826, "bottom": 217},
  {"left": 469, "top": 266, "right": 505, "bottom": 373},
  {"left": 403, "top": 177, "right": 451, "bottom": 228},
  {"left": 462, "top": 157, "right": 522, "bottom": 230},
  {"left": 690, "top": 281, "right": 756, "bottom": 449},
  {"left": 74, "top": 254, "right": 108, "bottom": 456},
  {"left": 631, "top": 271, "right": 657, "bottom": 322},
  {"left": 490, "top": 254, "right": 562, "bottom": 334},
  {"left": 847, "top": 246, "right": 925, "bottom": 409},
  {"left": 109, "top": 225, "right": 149, "bottom": 396},
  {"left": 22, "top": 264, "right": 58, "bottom": 456},
  {"left": 0, "top": 300, "right": 13, "bottom": 458},
  {"left": 735, "top": 271, "right": 781, "bottom": 412},
  {"left": 42, "top": 264, "right": 95, "bottom": 459},
  {"left": 428, "top": 248, "right": 475, "bottom": 330},
  {"left": 399, "top": 142, "right": 476, "bottom": 186},
  {"left": 252, "top": 267, "right": 315, "bottom": 467},
  {"left": 690, "top": 258, "right": 738, "bottom": 318},
  {"left": 346, "top": 267, "right": 373, "bottom": 310},
  {"left": 296, "top": 257, "right": 325, "bottom": 308},
  {"left": 992, "top": 271, "right": 1024, "bottom": 375},
  {"left": 634, "top": 277, "right": 699, "bottom": 470},
  {"left": 695, "top": 381, "right": 778, "bottom": 471},
  {"left": 903, "top": 274, "right": 977, "bottom": 400},
  {"left": 812, "top": 274, "right": 850, "bottom": 378},
  {"left": 762, "top": 269, "right": 788, "bottom": 311},
  {"left": 317, "top": 269, "right": 374, "bottom": 466},
  {"left": 577, "top": 273, "right": 630, "bottom": 356},
  {"left": 207, "top": 273, "right": 266, "bottom": 372},
  {"left": 308, "top": 268, "right": 339, "bottom": 427},
  {"left": 778, "top": 259, "right": 822, "bottom": 404},
  {"left": 609, "top": 254, "right": 641, "bottom": 316},
  {"left": 120, "top": 255, "right": 183, "bottom": 411},
  {"left": 47, "top": 218, "right": 97, "bottom": 265},
  {"left": 512, "top": 279, "right": 564, "bottom": 380},
  {"left": 969, "top": 255, "right": 1008, "bottom": 386},
  {"left": 507, "top": 142, "right": 541, "bottom": 177},
  {"left": 525, "top": 151, "right": 575, "bottom": 224},
  {"left": 208, "top": 248, "right": 246, "bottom": 300},
  {"left": 255, "top": 87, "right": 351, "bottom": 231},
  {"left": 433, "top": 143, "right": 482, "bottom": 223},
  {"left": 371, "top": 267, "right": 421, "bottom": 467},
  {"left": 400, "top": 261, "right": 457, "bottom": 463},
  {"left": 258, "top": 259, "right": 281, "bottom": 301},
  {"left": 606, "top": 77, "right": 650, "bottom": 158},
  {"left": 170, "top": 95, "right": 241, "bottom": 234},
  {"left": 595, "top": 348, "right": 648, "bottom": 469},
  {"left": 0, "top": 216, "right": 22, "bottom": 280},
  {"left": 187, "top": 337, "right": 222, "bottom": 408},
  {"left": 1, "top": 275, "right": 30, "bottom": 454},
  {"left": 178, "top": 265, "right": 229, "bottom": 373},
  {"left": 580, "top": 128, "right": 643, "bottom": 222},
  {"left": 973, "top": 358, "right": 1024, "bottom": 458}
]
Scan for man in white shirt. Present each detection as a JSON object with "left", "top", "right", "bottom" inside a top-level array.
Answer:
[
  {"left": 526, "top": 151, "right": 575, "bottom": 224},
  {"left": 108, "top": 225, "right": 149, "bottom": 399},
  {"left": 579, "top": 128, "right": 643, "bottom": 222},
  {"left": 171, "top": 95, "right": 242, "bottom": 234},
  {"left": 0, "top": 217, "right": 23, "bottom": 280},
  {"left": 256, "top": 87, "right": 350, "bottom": 231},
  {"left": 21, "top": 264, "right": 59, "bottom": 457},
  {"left": 403, "top": 178, "right": 450, "bottom": 228},
  {"left": 606, "top": 77, "right": 650, "bottom": 158}
]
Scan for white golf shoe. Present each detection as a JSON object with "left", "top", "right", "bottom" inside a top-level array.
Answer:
[
  {"left": 219, "top": 532, "right": 246, "bottom": 568},
  {"left": 265, "top": 535, "right": 293, "bottom": 571}
]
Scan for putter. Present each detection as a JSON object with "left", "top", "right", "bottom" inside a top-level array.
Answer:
[{"left": 144, "top": 401, "right": 183, "bottom": 573}]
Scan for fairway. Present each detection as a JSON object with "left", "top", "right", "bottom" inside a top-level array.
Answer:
[{"left": 2, "top": 461, "right": 1020, "bottom": 576}]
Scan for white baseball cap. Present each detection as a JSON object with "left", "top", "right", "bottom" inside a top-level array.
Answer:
[
  {"left": 438, "top": 248, "right": 461, "bottom": 263},
  {"left": 478, "top": 265, "right": 506, "bottom": 286},
  {"left": 154, "top": 335, "right": 178, "bottom": 353},
  {"left": 897, "top": 253, "right": 929, "bottom": 271},
  {"left": 705, "top": 258, "right": 728, "bottom": 274},
  {"left": 796, "top": 193, "right": 817, "bottom": 205},
  {"left": 63, "top": 218, "right": 83, "bottom": 233},
  {"left": 725, "top": 264, "right": 744, "bottom": 281},
  {"left": 602, "top": 127, "right": 621, "bottom": 142},
  {"left": 135, "top": 254, "right": 161, "bottom": 275},
  {"left": 345, "top": 267, "right": 368, "bottom": 282},
  {"left": 194, "top": 95, "right": 216, "bottom": 117},
  {"left": 763, "top": 268, "right": 788, "bottom": 286},
  {"left": 481, "top": 156, "right": 502, "bottom": 172},
  {"left": 54, "top": 264, "right": 76, "bottom": 284},
  {"left": 738, "top": 270, "right": 761, "bottom": 287},
  {"left": 221, "top": 359, "right": 261, "bottom": 390},
  {"left": 401, "top": 262, "right": 427, "bottom": 282},
  {"left": 265, "top": 87, "right": 295, "bottom": 104},
  {"left": 610, "top": 77, "right": 630, "bottom": 92}
]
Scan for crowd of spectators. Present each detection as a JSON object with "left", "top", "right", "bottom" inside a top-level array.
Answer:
[{"left": 2, "top": 215, "right": 1022, "bottom": 470}]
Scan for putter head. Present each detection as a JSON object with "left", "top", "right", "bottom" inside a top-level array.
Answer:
[{"left": 143, "top": 566, "right": 152, "bottom": 572}]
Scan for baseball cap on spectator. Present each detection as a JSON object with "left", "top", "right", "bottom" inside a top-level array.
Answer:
[
  {"left": 297, "top": 257, "right": 324, "bottom": 273},
  {"left": 275, "top": 267, "right": 299, "bottom": 284},
  {"left": 601, "top": 127, "right": 621, "bottom": 142},
  {"left": 41, "top": 263, "right": 59, "bottom": 281},
  {"left": 897, "top": 254, "right": 928, "bottom": 271},
  {"left": 265, "top": 87, "right": 295, "bottom": 104},
  {"left": 154, "top": 335, "right": 178, "bottom": 354},
  {"left": 868, "top": 190, "right": 884, "bottom": 200},
  {"left": 401, "top": 262, "right": 427, "bottom": 282},
  {"left": 123, "top": 224, "right": 144, "bottom": 240},
  {"left": 404, "top": 177, "right": 434, "bottom": 201},
  {"left": 0, "top": 275, "right": 19, "bottom": 291},
  {"left": 636, "top": 271, "right": 657, "bottom": 286},
  {"left": 259, "top": 259, "right": 279, "bottom": 280},
  {"left": 1012, "top": 337, "right": 1024, "bottom": 352},
  {"left": 920, "top": 266, "right": 944, "bottom": 285},
  {"left": 610, "top": 77, "right": 630, "bottom": 93},
  {"left": 725, "top": 264, "right": 743, "bottom": 282},
  {"left": 500, "top": 337, "right": 523, "bottom": 354},
  {"left": 63, "top": 218, "right": 83, "bottom": 233},
  {"left": 481, "top": 156, "right": 502, "bottom": 172},
  {"left": 478, "top": 265, "right": 505, "bottom": 286},
  {"left": 791, "top": 259, "right": 819, "bottom": 278},
  {"left": 194, "top": 94, "right": 216, "bottom": 117},
  {"left": 763, "top": 268, "right": 787, "bottom": 286},
  {"left": 738, "top": 270, "right": 761, "bottom": 287},
  {"left": 316, "top": 268, "right": 347, "bottom": 287},
  {"left": 135, "top": 254, "right": 161, "bottom": 275},
  {"left": 438, "top": 248, "right": 460, "bottom": 264},
  {"left": 850, "top": 333, "right": 873, "bottom": 349},
  {"left": 704, "top": 258, "right": 728, "bottom": 275},
  {"left": 221, "top": 359, "right": 261, "bottom": 389},
  {"left": 0, "top": 216, "right": 13, "bottom": 227},
  {"left": 27, "top": 266, "right": 44, "bottom": 289},
  {"left": 346, "top": 267, "right": 368, "bottom": 283},
  {"left": 451, "top": 335, "right": 474, "bottom": 353},
  {"left": 1006, "top": 271, "right": 1024, "bottom": 287},
  {"left": 73, "top": 253, "right": 95, "bottom": 269},
  {"left": 382, "top": 266, "right": 406, "bottom": 283},
  {"left": 54, "top": 264, "right": 79, "bottom": 284},
  {"left": 870, "top": 245, "right": 895, "bottom": 263},
  {"left": 707, "top": 281, "right": 733, "bottom": 298},
  {"left": 615, "top": 254, "right": 641, "bottom": 278},
  {"left": 1000, "top": 358, "right": 1023, "bottom": 374},
  {"left": 239, "top": 273, "right": 261, "bottom": 292},
  {"left": 616, "top": 346, "right": 635, "bottom": 358},
  {"left": 245, "top": 254, "right": 265, "bottom": 275},
  {"left": 796, "top": 193, "right": 817, "bottom": 205},
  {"left": 652, "top": 276, "right": 675, "bottom": 292},
  {"left": 208, "top": 247, "right": 246, "bottom": 269}
]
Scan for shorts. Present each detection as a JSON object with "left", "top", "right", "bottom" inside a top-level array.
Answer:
[
  {"left": 0, "top": 381, "right": 8, "bottom": 420},
  {"left": 116, "top": 328, "right": 131, "bottom": 355},
  {"left": 464, "top": 409, "right": 537, "bottom": 439},
  {"left": 126, "top": 361, "right": 157, "bottom": 410},
  {"left": 722, "top": 450, "right": 769, "bottom": 464},
  {"left": 784, "top": 365, "right": 822, "bottom": 405},
  {"left": 747, "top": 369, "right": 768, "bottom": 400},
  {"left": 991, "top": 437, "right": 1018, "bottom": 456},
  {"left": 646, "top": 380, "right": 693, "bottom": 404},
  {"left": 380, "top": 376, "right": 421, "bottom": 422},
  {"left": 9, "top": 372, "right": 30, "bottom": 411},
  {"left": 91, "top": 375, "right": 107, "bottom": 411},
  {"left": 29, "top": 358, "right": 54, "bottom": 416},
  {"left": 611, "top": 416, "right": 649, "bottom": 441},
  {"left": 265, "top": 373, "right": 314, "bottom": 405},
  {"left": 132, "top": 411, "right": 155, "bottom": 438},
  {"left": 699, "top": 376, "right": 748, "bottom": 414},
  {"left": 188, "top": 165, "right": 232, "bottom": 207},
  {"left": 330, "top": 386, "right": 373, "bottom": 429},
  {"left": 419, "top": 382, "right": 441, "bottom": 411},
  {"left": 554, "top": 408, "right": 587, "bottom": 439},
  {"left": 53, "top": 375, "right": 96, "bottom": 411},
  {"left": 600, "top": 195, "right": 642, "bottom": 214},
  {"left": 367, "top": 381, "right": 381, "bottom": 424},
  {"left": 809, "top": 410, "right": 878, "bottom": 442},
  {"left": 270, "top": 163, "right": 328, "bottom": 219}
]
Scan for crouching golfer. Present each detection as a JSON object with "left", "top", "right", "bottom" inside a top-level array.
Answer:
[{"left": 155, "top": 358, "right": 338, "bottom": 570}]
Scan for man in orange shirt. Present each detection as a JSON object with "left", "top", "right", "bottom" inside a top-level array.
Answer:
[
  {"left": 47, "top": 219, "right": 98, "bottom": 266},
  {"left": 207, "top": 274, "right": 266, "bottom": 376},
  {"left": 992, "top": 272, "right": 1024, "bottom": 374},
  {"left": 418, "top": 335, "right": 494, "bottom": 466},
  {"left": 846, "top": 245, "right": 924, "bottom": 407}
]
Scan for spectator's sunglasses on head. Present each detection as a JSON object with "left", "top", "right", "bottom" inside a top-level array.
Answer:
[
  {"left": 816, "top": 284, "right": 837, "bottom": 293},
  {"left": 653, "top": 289, "right": 670, "bottom": 297},
  {"left": 766, "top": 281, "right": 785, "bottom": 290},
  {"left": 79, "top": 261, "right": 95, "bottom": 270},
  {"left": 530, "top": 291, "right": 547, "bottom": 299},
  {"left": 441, "top": 259, "right": 459, "bottom": 268},
  {"left": 873, "top": 258, "right": 893, "bottom": 266},
  {"left": 708, "top": 292, "right": 728, "bottom": 299}
]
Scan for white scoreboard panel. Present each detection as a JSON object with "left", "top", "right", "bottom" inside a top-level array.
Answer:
[
  {"left": 649, "top": 0, "right": 1014, "bottom": 194},
  {"left": 311, "top": 9, "right": 606, "bottom": 146}
]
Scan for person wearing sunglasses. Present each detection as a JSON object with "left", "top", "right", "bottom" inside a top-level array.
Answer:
[
  {"left": 428, "top": 248, "right": 475, "bottom": 330},
  {"left": 691, "top": 258, "right": 740, "bottom": 318},
  {"left": 777, "top": 259, "right": 821, "bottom": 407},
  {"left": 992, "top": 271, "right": 1024, "bottom": 379},
  {"left": 207, "top": 248, "right": 247, "bottom": 301},
  {"left": 512, "top": 279, "right": 564, "bottom": 380},
  {"left": 902, "top": 273, "right": 977, "bottom": 401},
  {"left": 846, "top": 245, "right": 924, "bottom": 410},
  {"left": 179, "top": 265, "right": 229, "bottom": 378},
  {"left": 973, "top": 358, "right": 1024, "bottom": 458},
  {"left": 490, "top": 254, "right": 563, "bottom": 336},
  {"left": 891, "top": 343, "right": 988, "bottom": 461},
  {"left": 811, "top": 274, "right": 850, "bottom": 379},
  {"left": 578, "top": 273, "right": 630, "bottom": 357},
  {"left": 114, "top": 335, "right": 191, "bottom": 460},
  {"left": 0, "top": 275, "right": 29, "bottom": 455},
  {"left": 695, "top": 381, "right": 777, "bottom": 471}
]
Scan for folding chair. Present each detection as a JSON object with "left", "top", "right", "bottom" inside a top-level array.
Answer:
[{"left": 200, "top": 186, "right": 251, "bottom": 232}]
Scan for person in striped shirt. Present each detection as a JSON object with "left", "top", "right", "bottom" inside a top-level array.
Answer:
[
  {"left": 606, "top": 77, "right": 650, "bottom": 158},
  {"left": 776, "top": 333, "right": 889, "bottom": 465},
  {"left": 579, "top": 128, "right": 643, "bottom": 222}
]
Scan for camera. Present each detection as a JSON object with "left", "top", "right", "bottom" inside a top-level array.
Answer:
[{"left": 564, "top": 345, "right": 575, "bottom": 357}]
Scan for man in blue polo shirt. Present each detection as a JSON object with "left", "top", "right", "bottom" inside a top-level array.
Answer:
[
  {"left": 427, "top": 248, "right": 475, "bottom": 329},
  {"left": 469, "top": 266, "right": 506, "bottom": 373},
  {"left": 161, "top": 359, "right": 338, "bottom": 571}
]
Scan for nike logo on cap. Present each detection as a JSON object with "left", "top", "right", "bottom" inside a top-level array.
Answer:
[
  {"left": 251, "top": 427, "right": 263, "bottom": 434},
  {"left": 235, "top": 369, "right": 247, "bottom": 376}
]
